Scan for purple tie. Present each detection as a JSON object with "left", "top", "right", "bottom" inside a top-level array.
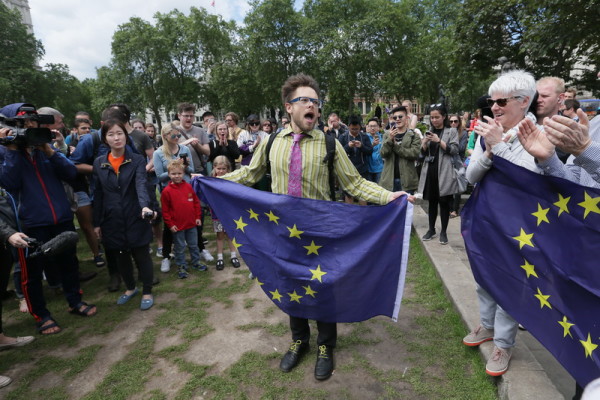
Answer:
[{"left": 287, "top": 133, "right": 305, "bottom": 197}]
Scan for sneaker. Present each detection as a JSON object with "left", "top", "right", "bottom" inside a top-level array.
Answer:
[
  {"left": 463, "top": 325, "right": 494, "bottom": 347},
  {"left": 160, "top": 258, "right": 171, "bottom": 273},
  {"left": 156, "top": 247, "right": 163, "bottom": 258},
  {"left": 486, "top": 346, "right": 512, "bottom": 376},
  {"left": 192, "top": 263, "right": 208, "bottom": 271},
  {"left": 439, "top": 232, "right": 448, "bottom": 245},
  {"left": 201, "top": 249, "right": 214, "bottom": 262},
  {"left": 177, "top": 266, "right": 188, "bottom": 279},
  {"left": 422, "top": 230, "right": 437, "bottom": 241},
  {"left": 248, "top": 272, "right": 255, "bottom": 279},
  {"left": 148, "top": 247, "right": 153, "bottom": 254},
  {"left": 203, "top": 238, "right": 209, "bottom": 245},
  {"left": 94, "top": 255, "right": 106, "bottom": 267}
]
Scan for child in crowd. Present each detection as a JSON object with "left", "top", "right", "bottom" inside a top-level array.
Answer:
[
  {"left": 210, "top": 156, "right": 241, "bottom": 270},
  {"left": 161, "top": 160, "right": 206, "bottom": 279}
]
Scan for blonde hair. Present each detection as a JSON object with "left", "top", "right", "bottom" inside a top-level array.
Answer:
[
  {"left": 166, "top": 159, "right": 185, "bottom": 173},
  {"left": 211, "top": 155, "right": 232, "bottom": 177},
  {"left": 161, "top": 121, "right": 182, "bottom": 158}
]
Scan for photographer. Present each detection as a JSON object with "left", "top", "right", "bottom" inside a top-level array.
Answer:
[
  {"left": 0, "top": 103, "right": 97, "bottom": 336},
  {"left": 379, "top": 106, "right": 421, "bottom": 194}
]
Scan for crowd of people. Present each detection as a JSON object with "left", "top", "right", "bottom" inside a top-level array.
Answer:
[{"left": 0, "top": 70, "right": 598, "bottom": 393}]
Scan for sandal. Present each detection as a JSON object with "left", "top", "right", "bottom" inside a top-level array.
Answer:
[
  {"left": 36, "top": 317, "right": 61, "bottom": 335},
  {"left": 68, "top": 301, "right": 97, "bottom": 317},
  {"left": 231, "top": 257, "right": 241, "bottom": 268},
  {"left": 216, "top": 259, "right": 224, "bottom": 271}
]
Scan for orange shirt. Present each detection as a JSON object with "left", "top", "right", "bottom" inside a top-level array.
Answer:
[{"left": 108, "top": 153, "right": 125, "bottom": 175}]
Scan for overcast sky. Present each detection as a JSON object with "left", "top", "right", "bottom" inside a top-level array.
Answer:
[{"left": 28, "top": 0, "right": 253, "bottom": 81}]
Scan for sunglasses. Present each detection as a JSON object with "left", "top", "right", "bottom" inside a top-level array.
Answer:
[
  {"left": 449, "top": 120, "right": 459, "bottom": 123},
  {"left": 170, "top": 133, "right": 182, "bottom": 139},
  {"left": 249, "top": 121, "right": 260, "bottom": 126},
  {"left": 391, "top": 115, "right": 404, "bottom": 120},
  {"left": 486, "top": 96, "right": 521, "bottom": 107}
]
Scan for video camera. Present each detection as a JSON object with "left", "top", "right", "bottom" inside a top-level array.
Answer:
[{"left": 0, "top": 104, "right": 55, "bottom": 147}]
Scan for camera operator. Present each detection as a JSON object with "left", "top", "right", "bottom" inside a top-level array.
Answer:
[
  {"left": 379, "top": 106, "right": 421, "bottom": 194},
  {"left": 0, "top": 103, "right": 97, "bottom": 336}
]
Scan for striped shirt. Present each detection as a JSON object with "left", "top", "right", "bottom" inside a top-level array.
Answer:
[{"left": 222, "top": 128, "right": 393, "bottom": 204}]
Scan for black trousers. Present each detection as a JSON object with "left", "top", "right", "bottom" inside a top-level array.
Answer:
[
  {"left": 107, "top": 245, "right": 153, "bottom": 295},
  {"left": 428, "top": 194, "right": 453, "bottom": 234},
  {"left": 289, "top": 316, "right": 337, "bottom": 347}
]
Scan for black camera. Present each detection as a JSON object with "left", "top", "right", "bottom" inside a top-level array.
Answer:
[
  {"left": 179, "top": 153, "right": 189, "bottom": 166},
  {"left": 0, "top": 106, "right": 55, "bottom": 147},
  {"left": 143, "top": 211, "right": 155, "bottom": 220}
]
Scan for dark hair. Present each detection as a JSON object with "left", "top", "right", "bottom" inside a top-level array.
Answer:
[
  {"left": 281, "top": 73, "right": 320, "bottom": 105},
  {"left": 75, "top": 111, "right": 91, "bottom": 119},
  {"left": 367, "top": 117, "right": 380, "bottom": 126},
  {"left": 390, "top": 106, "right": 408, "bottom": 115},
  {"left": 131, "top": 118, "right": 145, "bottom": 129},
  {"left": 108, "top": 103, "right": 131, "bottom": 122},
  {"left": 100, "top": 119, "right": 131, "bottom": 146},
  {"left": 347, "top": 115, "right": 362, "bottom": 126},
  {"left": 201, "top": 111, "right": 214, "bottom": 120},
  {"left": 428, "top": 104, "right": 448, "bottom": 128},
  {"left": 246, "top": 114, "right": 260, "bottom": 124},
  {"left": 564, "top": 99, "right": 580, "bottom": 111},
  {"left": 177, "top": 103, "right": 196, "bottom": 114},
  {"left": 101, "top": 107, "right": 127, "bottom": 124},
  {"left": 73, "top": 118, "right": 91, "bottom": 128}
]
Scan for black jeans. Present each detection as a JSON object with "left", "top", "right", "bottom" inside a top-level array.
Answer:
[
  {"left": 289, "top": 316, "right": 337, "bottom": 348},
  {"left": 22, "top": 220, "right": 82, "bottom": 322},
  {"left": 428, "top": 194, "right": 453, "bottom": 234},
  {"left": 107, "top": 245, "right": 153, "bottom": 295}
]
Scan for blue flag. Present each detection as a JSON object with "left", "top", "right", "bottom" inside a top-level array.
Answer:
[
  {"left": 461, "top": 157, "right": 600, "bottom": 387},
  {"left": 194, "top": 177, "right": 412, "bottom": 323}
]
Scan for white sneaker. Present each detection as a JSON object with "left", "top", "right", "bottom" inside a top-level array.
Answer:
[
  {"left": 201, "top": 249, "right": 214, "bottom": 262},
  {"left": 160, "top": 258, "right": 171, "bottom": 273},
  {"left": 0, "top": 375, "right": 12, "bottom": 388}
]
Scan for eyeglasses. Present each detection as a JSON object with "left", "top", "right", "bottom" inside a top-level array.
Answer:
[
  {"left": 180, "top": 114, "right": 195, "bottom": 119},
  {"left": 391, "top": 115, "right": 404, "bottom": 120},
  {"left": 449, "top": 120, "right": 459, "bottom": 124},
  {"left": 288, "top": 97, "right": 323, "bottom": 108},
  {"left": 225, "top": 119, "right": 233, "bottom": 122},
  {"left": 262, "top": 123, "right": 271, "bottom": 127},
  {"left": 249, "top": 121, "right": 260, "bottom": 126},
  {"left": 170, "top": 133, "right": 182, "bottom": 139},
  {"left": 486, "top": 96, "right": 522, "bottom": 107}
]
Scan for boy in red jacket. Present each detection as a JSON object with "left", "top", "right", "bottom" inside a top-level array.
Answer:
[{"left": 161, "top": 160, "right": 205, "bottom": 278}]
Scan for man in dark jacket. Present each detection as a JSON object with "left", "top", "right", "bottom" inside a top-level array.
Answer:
[
  {"left": 338, "top": 115, "right": 373, "bottom": 205},
  {"left": 0, "top": 103, "right": 97, "bottom": 335}
]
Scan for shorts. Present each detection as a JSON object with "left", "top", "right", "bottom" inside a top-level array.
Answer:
[
  {"left": 212, "top": 219, "right": 224, "bottom": 233},
  {"left": 75, "top": 191, "right": 92, "bottom": 208}
]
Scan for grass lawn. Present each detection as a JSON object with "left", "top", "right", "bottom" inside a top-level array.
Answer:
[{"left": 0, "top": 220, "right": 498, "bottom": 399}]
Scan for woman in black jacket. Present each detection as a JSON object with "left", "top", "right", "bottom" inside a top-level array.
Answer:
[
  {"left": 209, "top": 121, "right": 240, "bottom": 170},
  {"left": 92, "top": 120, "right": 156, "bottom": 311}
]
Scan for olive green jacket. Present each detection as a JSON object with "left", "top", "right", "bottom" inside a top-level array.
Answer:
[{"left": 379, "top": 129, "right": 421, "bottom": 192}]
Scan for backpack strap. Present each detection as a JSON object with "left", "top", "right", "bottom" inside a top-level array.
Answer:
[
  {"left": 92, "top": 130, "right": 102, "bottom": 160},
  {"left": 264, "top": 131, "right": 280, "bottom": 185}
]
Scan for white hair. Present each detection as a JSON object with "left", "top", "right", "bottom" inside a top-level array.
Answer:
[{"left": 488, "top": 70, "right": 537, "bottom": 110}]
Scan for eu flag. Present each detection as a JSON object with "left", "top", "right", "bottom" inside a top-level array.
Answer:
[
  {"left": 461, "top": 156, "right": 600, "bottom": 387},
  {"left": 194, "top": 177, "right": 412, "bottom": 323}
]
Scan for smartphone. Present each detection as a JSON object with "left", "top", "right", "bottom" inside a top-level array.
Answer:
[{"left": 390, "top": 122, "right": 396, "bottom": 129}]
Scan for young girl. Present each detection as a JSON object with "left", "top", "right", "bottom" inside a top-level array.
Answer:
[{"left": 210, "top": 156, "right": 241, "bottom": 270}]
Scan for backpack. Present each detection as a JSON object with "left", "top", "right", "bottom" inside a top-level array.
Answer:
[{"left": 264, "top": 131, "right": 337, "bottom": 201}]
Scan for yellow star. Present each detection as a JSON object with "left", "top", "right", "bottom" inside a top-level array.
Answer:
[
  {"left": 578, "top": 191, "right": 600, "bottom": 219},
  {"left": 558, "top": 316, "right": 574, "bottom": 338},
  {"left": 304, "top": 240, "right": 322, "bottom": 255},
  {"left": 531, "top": 203, "right": 550, "bottom": 226},
  {"left": 270, "top": 289, "right": 283, "bottom": 302},
  {"left": 265, "top": 210, "right": 280, "bottom": 225},
  {"left": 309, "top": 265, "right": 327, "bottom": 283},
  {"left": 247, "top": 209, "right": 259, "bottom": 221},
  {"left": 231, "top": 238, "right": 242, "bottom": 250},
  {"left": 303, "top": 285, "right": 317, "bottom": 298},
  {"left": 534, "top": 287, "right": 552, "bottom": 309},
  {"left": 554, "top": 194, "right": 571, "bottom": 216},
  {"left": 288, "top": 290, "right": 303, "bottom": 303},
  {"left": 287, "top": 224, "right": 304, "bottom": 239},
  {"left": 234, "top": 217, "right": 248, "bottom": 232},
  {"left": 520, "top": 259, "right": 538, "bottom": 279},
  {"left": 255, "top": 278, "right": 264, "bottom": 286},
  {"left": 580, "top": 333, "right": 598, "bottom": 358},
  {"left": 512, "top": 228, "right": 534, "bottom": 249}
]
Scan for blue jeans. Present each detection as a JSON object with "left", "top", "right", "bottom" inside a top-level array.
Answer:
[
  {"left": 173, "top": 228, "right": 200, "bottom": 267},
  {"left": 476, "top": 284, "right": 518, "bottom": 349}
]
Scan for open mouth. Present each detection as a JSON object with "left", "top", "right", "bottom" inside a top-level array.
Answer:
[{"left": 304, "top": 112, "right": 315, "bottom": 124}]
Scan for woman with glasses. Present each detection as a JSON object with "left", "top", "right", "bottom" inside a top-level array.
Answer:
[
  {"left": 449, "top": 115, "right": 468, "bottom": 218},
  {"left": 261, "top": 119, "right": 274, "bottom": 135},
  {"left": 462, "top": 70, "right": 539, "bottom": 377},
  {"left": 152, "top": 121, "right": 195, "bottom": 274},
  {"left": 237, "top": 114, "right": 268, "bottom": 167},
  {"left": 417, "top": 104, "right": 459, "bottom": 245}
]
